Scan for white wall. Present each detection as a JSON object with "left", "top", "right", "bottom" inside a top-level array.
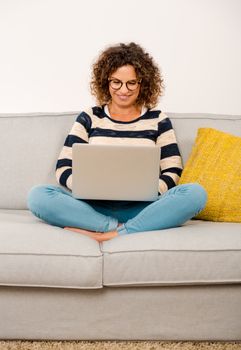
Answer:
[{"left": 0, "top": 0, "right": 240, "bottom": 114}]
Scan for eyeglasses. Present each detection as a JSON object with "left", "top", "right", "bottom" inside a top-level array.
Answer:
[{"left": 108, "top": 78, "right": 142, "bottom": 91}]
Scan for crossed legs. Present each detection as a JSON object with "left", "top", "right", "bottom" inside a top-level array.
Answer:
[{"left": 27, "top": 183, "right": 207, "bottom": 241}]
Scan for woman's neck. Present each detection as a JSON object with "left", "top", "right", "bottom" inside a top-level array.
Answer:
[{"left": 107, "top": 103, "right": 142, "bottom": 121}]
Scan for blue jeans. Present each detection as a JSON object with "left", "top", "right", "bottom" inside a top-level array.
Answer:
[{"left": 27, "top": 183, "right": 207, "bottom": 236}]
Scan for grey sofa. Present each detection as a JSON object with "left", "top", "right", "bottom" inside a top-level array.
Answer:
[{"left": 0, "top": 111, "right": 240, "bottom": 341}]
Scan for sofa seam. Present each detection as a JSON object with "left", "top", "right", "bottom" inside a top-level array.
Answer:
[
  {"left": 99, "top": 242, "right": 104, "bottom": 287},
  {"left": 103, "top": 280, "right": 241, "bottom": 287},
  {"left": 101, "top": 249, "right": 241, "bottom": 254},
  {"left": 0, "top": 111, "right": 80, "bottom": 118},
  {"left": 0, "top": 282, "right": 103, "bottom": 290},
  {"left": 0, "top": 112, "right": 240, "bottom": 120},
  {"left": 0, "top": 252, "right": 102, "bottom": 258}
]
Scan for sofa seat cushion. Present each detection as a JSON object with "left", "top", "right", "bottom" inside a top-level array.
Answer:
[
  {"left": 0, "top": 210, "right": 103, "bottom": 289},
  {"left": 102, "top": 220, "right": 241, "bottom": 287}
]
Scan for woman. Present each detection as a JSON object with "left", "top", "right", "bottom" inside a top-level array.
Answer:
[{"left": 28, "top": 42, "right": 207, "bottom": 242}]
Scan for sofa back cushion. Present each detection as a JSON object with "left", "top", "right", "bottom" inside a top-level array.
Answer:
[
  {"left": 169, "top": 112, "right": 241, "bottom": 164},
  {"left": 0, "top": 112, "right": 77, "bottom": 209},
  {"left": 0, "top": 112, "right": 240, "bottom": 209}
]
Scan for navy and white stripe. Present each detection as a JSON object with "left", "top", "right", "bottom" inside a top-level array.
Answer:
[{"left": 56, "top": 105, "right": 183, "bottom": 194}]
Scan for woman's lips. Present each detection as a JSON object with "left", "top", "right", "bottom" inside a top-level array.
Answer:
[{"left": 116, "top": 95, "right": 130, "bottom": 100}]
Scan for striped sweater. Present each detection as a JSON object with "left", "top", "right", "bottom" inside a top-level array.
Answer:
[{"left": 56, "top": 105, "right": 183, "bottom": 195}]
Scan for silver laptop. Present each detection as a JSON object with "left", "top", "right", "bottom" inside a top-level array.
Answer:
[{"left": 72, "top": 144, "right": 160, "bottom": 201}]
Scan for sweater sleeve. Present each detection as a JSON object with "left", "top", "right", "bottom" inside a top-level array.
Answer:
[
  {"left": 156, "top": 114, "right": 183, "bottom": 194},
  {"left": 55, "top": 111, "right": 91, "bottom": 191}
]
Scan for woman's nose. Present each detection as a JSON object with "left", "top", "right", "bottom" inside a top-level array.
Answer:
[{"left": 119, "top": 83, "right": 129, "bottom": 93}]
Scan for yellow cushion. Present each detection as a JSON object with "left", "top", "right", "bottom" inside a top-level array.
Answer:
[{"left": 179, "top": 127, "right": 241, "bottom": 222}]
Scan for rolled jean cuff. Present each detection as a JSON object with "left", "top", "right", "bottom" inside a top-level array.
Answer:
[
  {"left": 117, "top": 224, "right": 128, "bottom": 236},
  {"left": 107, "top": 217, "right": 119, "bottom": 232}
]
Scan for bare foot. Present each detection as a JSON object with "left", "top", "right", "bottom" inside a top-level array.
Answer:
[
  {"left": 64, "top": 227, "right": 102, "bottom": 239},
  {"left": 93, "top": 230, "right": 118, "bottom": 242},
  {"left": 64, "top": 226, "right": 118, "bottom": 242}
]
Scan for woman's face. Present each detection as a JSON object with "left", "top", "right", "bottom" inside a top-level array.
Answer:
[{"left": 108, "top": 65, "right": 141, "bottom": 108}]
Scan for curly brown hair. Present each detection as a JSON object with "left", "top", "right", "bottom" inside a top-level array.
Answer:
[{"left": 90, "top": 42, "right": 164, "bottom": 109}]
